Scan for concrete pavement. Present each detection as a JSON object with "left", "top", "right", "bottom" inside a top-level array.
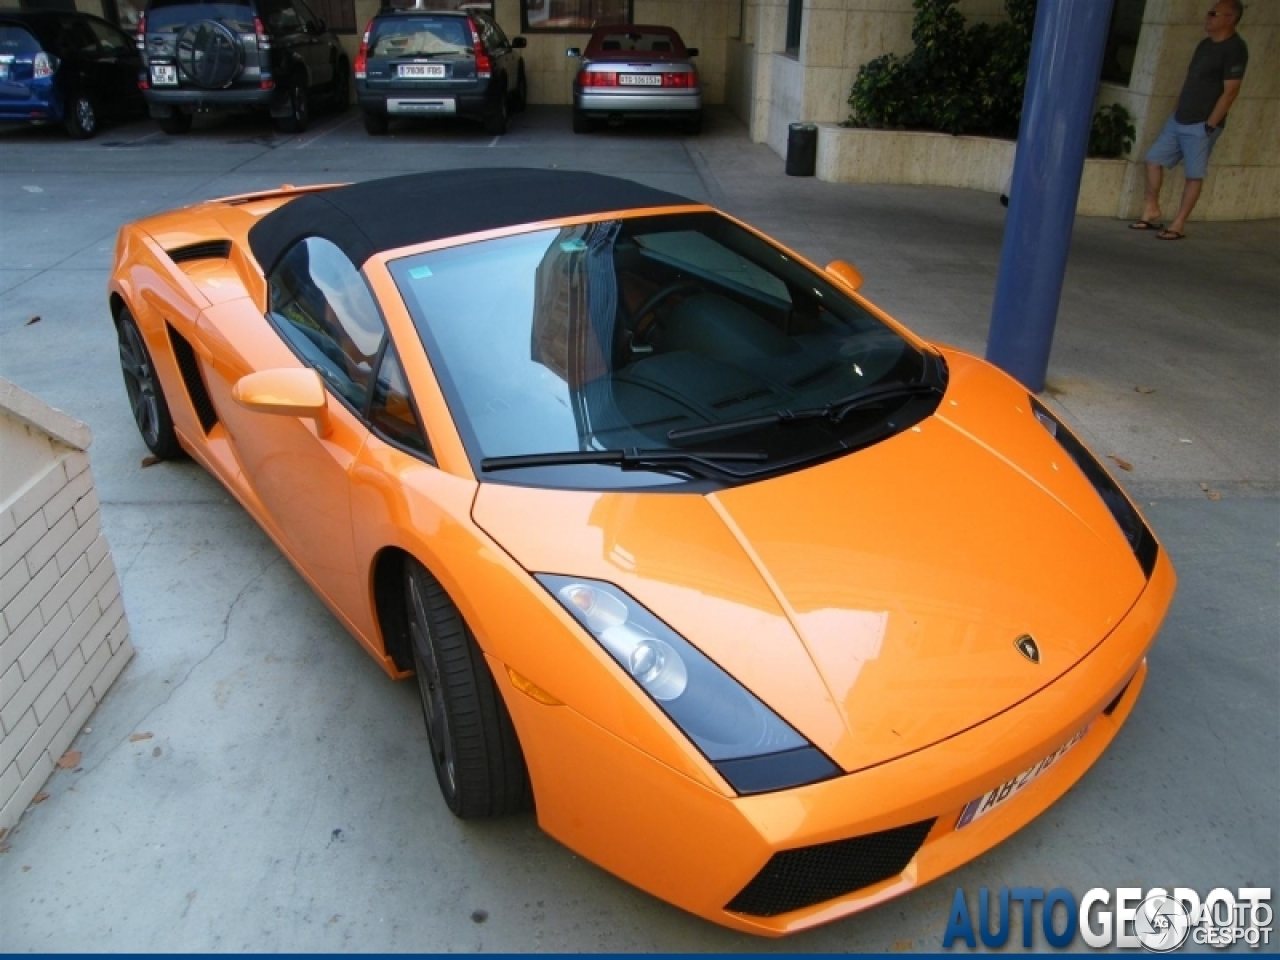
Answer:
[{"left": 0, "top": 105, "right": 1276, "bottom": 951}]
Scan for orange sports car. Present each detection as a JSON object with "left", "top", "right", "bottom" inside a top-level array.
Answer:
[{"left": 107, "top": 169, "right": 1175, "bottom": 935}]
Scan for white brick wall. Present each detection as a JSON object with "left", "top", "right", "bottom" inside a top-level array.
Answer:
[{"left": 0, "top": 382, "right": 133, "bottom": 835}]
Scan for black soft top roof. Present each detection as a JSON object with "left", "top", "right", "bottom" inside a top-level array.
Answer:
[{"left": 246, "top": 169, "right": 696, "bottom": 274}]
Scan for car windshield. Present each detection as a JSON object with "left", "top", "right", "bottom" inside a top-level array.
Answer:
[
  {"left": 369, "top": 17, "right": 470, "bottom": 57},
  {"left": 145, "top": 1, "right": 254, "bottom": 31},
  {"left": 390, "top": 211, "right": 943, "bottom": 489}
]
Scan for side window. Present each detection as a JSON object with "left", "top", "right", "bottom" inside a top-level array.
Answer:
[
  {"left": 267, "top": 237, "right": 386, "bottom": 410},
  {"left": 293, "top": 0, "right": 320, "bottom": 31},
  {"left": 483, "top": 15, "right": 508, "bottom": 49},
  {"left": 57, "top": 17, "right": 99, "bottom": 56},
  {"left": 369, "top": 345, "right": 431, "bottom": 456},
  {"left": 88, "top": 19, "right": 133, "bottom": 55},
  {"left": 260, "top": 0, "right": 301, "bottom": 34}
]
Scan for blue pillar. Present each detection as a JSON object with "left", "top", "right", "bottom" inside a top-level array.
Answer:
[{"left": 986, "top": 0, "right": 1115, "bottom": 392}]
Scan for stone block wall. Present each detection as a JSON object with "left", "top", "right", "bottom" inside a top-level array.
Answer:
[{"left": 0, "top": 379, "right": 133, "bottom": 835}]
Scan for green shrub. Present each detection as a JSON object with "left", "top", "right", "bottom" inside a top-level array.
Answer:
[
  {"left": 1088, "top": 103, "right": 1136, "bottom": 158},
  {"left": 847, "top": 0, "right": 1036, "bottom": 138}
]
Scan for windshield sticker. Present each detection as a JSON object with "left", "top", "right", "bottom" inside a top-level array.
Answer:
[{"left": 408, "top": 265, "right": 433, "bottom": 280}]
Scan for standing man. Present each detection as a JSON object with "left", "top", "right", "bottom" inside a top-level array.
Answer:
[{"left": 1130, "top": 0, "right": 1248, "bottom": 240}]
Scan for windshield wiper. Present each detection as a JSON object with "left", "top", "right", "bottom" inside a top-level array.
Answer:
[
  {"left": 479, "top": 448, "right": 768, "bottom": 480},
  {"left": 667, "top": 379, "right": 942, "bottom": 442}
]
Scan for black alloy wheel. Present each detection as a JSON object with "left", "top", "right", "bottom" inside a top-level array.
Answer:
[
  {"left": 402, "top": 558, "right": 530, "bottom": 819},
  {"left": 64, "top": 93, "right": 97, "bottom": 139},
  {"left": 116, "top": 308, "right": 181, "bottom": 459}
]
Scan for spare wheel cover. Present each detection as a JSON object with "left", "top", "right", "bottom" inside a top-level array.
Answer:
[{"left": 176, "top": 19, "right": 243, "bottom": 89}]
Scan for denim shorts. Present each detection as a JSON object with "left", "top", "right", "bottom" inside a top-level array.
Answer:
[{"left": 1145, "top": 115, "right": 1223, "bottom": 180}]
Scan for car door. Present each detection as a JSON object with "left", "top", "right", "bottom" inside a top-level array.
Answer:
[
  {"left": 212, "top": 236, "right": 385, "bottom": 621},
  {"left": 85, "top": 16, "right": 141, "bottom": 117},
  {"left": 52, "top": 15, "right": 100, "bottom": 100},
  {"left": 292, "top": 0, "right": 331, "bottom": 91}
]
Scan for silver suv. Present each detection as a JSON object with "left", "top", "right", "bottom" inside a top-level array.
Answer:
[{"left": 139, "top": 0, "right": 349, "bottom": 134}]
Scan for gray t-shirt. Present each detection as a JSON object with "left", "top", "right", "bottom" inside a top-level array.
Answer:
[{"left": 1175, "top": 33, "right": 1248, "bottom": 124}]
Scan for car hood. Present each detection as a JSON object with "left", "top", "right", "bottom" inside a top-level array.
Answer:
[{"left": 471, "top": 351, "right": 1149, "bottom": 773}]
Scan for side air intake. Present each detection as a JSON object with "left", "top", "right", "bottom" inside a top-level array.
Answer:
[
  {"left": 166, "top": 323, "right": 219, "bottom": 433},
  {"left": 166, "top": 240, "right": 232, "bottom": 263}
]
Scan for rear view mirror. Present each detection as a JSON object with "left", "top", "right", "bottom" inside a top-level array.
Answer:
[
  {"left": 566, "top": 47, "right": 581, "bottom": 58},
  {"left": 687, "top": 47, "right": 699, "bottom": 57},
  {"left": 825, "top": 260, "right": 864, "bottom": 293},
  {"left": 233, "top": 368, "right": 330, "bottom": 435}
]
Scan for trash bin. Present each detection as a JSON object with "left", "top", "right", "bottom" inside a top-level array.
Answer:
[{"left": 785, "top": 123, "right": 818, "bottom": 177}]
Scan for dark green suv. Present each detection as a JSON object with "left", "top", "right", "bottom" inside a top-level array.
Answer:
[
  {"left": 354, "top": 9, "right": 525, "bottom": 136},
  {"left": 139, "top": 0, "right": 349, "bottom": 134}
]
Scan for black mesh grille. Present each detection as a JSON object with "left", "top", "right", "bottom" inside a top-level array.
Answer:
[
  {"left": 166, "top": 240, "right": 231, "bottom": 263},
  {"left": 167, "top": 323, "right": 219, "bottom": 433},
  {"left": 726, "top": 819, "right": 935, "bottom": 917}
]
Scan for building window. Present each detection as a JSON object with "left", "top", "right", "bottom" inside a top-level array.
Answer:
[
  {"left": 1101, "top": 0, "right": 1145, "bottom": 86},
  {"left": 784, "top": 0, "right": 802, "bottom": 56},
  {"left": 521, "top": 0, "right": 631, "bottom": 34}
]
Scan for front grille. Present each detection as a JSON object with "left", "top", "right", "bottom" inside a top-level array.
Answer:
[
  {"left": 166, "top": 240, "right": 231, "bottom": 263},
  {"left": 726, "top": 819, "right": 935, "bottom": 918},
  {"left": 166, "top": 323, "right": 219, "bottom": 433}
]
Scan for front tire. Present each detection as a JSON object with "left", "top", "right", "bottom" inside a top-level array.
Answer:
[
  {"left": 275, "top": 79, "right": 311, "bottom": 133},
  {"left": 404, "top": 559, "right": 530, "bottom": 819},
  {"left": 116, "top": 307, "right": 181, "bottom": 459},
  {"left": 64, "top": 93, "right": 98, "bottom": 139}
]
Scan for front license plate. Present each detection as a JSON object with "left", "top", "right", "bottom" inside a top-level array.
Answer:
[
  {"left": 955, "top": 726, "right": 1089, "bottom": 829},
  {"left": 151, "top": 63, "right": 177, "bottom": 86},
  {"left": 398, "top": 63, "right": 445, "bottom": 79},
  {"left": 619, "top": 73, "right": 661, "bottom": 86}
]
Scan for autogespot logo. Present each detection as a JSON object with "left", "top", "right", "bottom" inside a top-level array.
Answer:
[{"left": 942, "top": 886, "right": 1272, "bottom": 951}]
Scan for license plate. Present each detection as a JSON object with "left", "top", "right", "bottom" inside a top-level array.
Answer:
[
  {"left": 151, "top": 63, "right": 177, "bottom": 86},
  {"left": 398, "top": 63, "right": 445, "bottom": 79},
  {"left": 619, "top": 74, "right": 661, "bottom": 86},
  {"left": 955, "top": 726, "right": 1089, "bottom": 829}
]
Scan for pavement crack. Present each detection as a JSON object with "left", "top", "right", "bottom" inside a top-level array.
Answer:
[{"left": 73, "top": 554, "right": 285, "bottom": 781}]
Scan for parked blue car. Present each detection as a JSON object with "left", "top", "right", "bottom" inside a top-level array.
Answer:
[{"left": 0, "top": 9, "right": 144, "bottom": 138}]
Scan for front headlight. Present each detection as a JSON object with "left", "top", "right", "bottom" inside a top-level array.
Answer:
[
  {"left": 537, "top": 574, "right": 840, "bottom": 795},
  {"left": 1030, "top": 396, "right": 1158, "bottom": 577}
]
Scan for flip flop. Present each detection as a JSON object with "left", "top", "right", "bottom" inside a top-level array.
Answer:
[
  {"left": 1129, "top": 219, "right": 1165, "bottom": 230},
  {"left": 1156, "top": 229, "right": 1186, "bottom": 241}
]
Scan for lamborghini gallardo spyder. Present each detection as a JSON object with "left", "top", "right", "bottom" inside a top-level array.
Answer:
[{"left": 107, "top": 169, "right": 1175, "bottom": 934}]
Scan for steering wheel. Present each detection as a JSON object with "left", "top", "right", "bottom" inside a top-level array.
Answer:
[{"left": 632, "top": 281, "right": 704, "bottom": 345}]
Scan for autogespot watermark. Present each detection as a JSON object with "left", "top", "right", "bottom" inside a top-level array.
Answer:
[{"left": 942, "top": 886, "right": 1272, "bottom": 951}]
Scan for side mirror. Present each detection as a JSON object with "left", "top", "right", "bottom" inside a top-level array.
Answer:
[
  {"left": 825, "top": 260, "right": 864, "bottom": 293},
  {"left": 311, "top": 18, "right": 326, "bottom": 33},
  {"left": 512, "top": 36, "right": 527, "bottom": 48},
  {"left": 566, "top": 47, "right": 581, "bottom": 58},
  {"left": 686, "top": 47, "right": 699, "bottom": 57},
  {"left": 232, "top": 368, "right": 330, "bottom": 436}
]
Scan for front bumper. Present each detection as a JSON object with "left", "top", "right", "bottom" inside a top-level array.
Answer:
[
  {"left": 498, "top": 546, "right": 1175, "bottom": 934},
  {"left": 574, "top": 90, "right": 701, "bottom": 116}
]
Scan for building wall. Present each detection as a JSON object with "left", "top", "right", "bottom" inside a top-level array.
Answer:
[{"left": 0, "top": 381, "right": 133, "bottom": 835}]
